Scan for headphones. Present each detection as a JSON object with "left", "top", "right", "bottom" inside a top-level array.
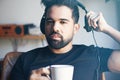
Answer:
[
  {"left": 40, "top": 1, "right": 92, "bottom": 34},
  {"left": 40, "top": 13, "right": 46, "bottom": 34}
]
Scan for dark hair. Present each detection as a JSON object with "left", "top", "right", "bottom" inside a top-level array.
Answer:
[{"left": 41, "top": 0, "right": 79, "bottom": 23}]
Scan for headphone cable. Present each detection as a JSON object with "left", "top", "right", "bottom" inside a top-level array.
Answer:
[{"left": 91, "top": 29, "right": 101, "bottom": 80}]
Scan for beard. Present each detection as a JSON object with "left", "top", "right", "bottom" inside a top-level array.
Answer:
[{"left": 46, "top": 32, "right": 73, "bottom": 49}]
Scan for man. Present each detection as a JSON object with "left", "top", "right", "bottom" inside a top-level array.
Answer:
[{"left": 10, "top": 0, "right": 120, "bottom": 80}]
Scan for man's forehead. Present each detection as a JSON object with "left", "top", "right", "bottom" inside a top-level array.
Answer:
[{"left": 46, "top": 5, "right": 73, "bottom": 19}]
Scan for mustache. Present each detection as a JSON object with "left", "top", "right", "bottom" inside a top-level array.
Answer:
[
  {"left": 49, "top": 32, "right": 62, "bottom": 37},
  {"left": 49, "top": 32, "right": 61, "bottom": 36}
]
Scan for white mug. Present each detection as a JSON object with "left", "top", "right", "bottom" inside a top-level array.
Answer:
[{"left": 50, "top": 65, "right": 74, "bottom": 80}]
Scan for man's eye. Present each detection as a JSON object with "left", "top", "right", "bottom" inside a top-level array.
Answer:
[{"left": 60, "top": 21, "right": 66, "bottom": 24}]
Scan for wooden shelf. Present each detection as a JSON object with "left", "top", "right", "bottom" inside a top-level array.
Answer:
[{"left": 0, "top": 35, "right": 45, "bottom": 40}]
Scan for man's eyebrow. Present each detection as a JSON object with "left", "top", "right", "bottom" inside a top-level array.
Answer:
[
  {"left": 60, "top": 18, "right": 70, "bottom": 22},
  {"left": 46, "top": 18, "right": 70, "bottom": 22}
]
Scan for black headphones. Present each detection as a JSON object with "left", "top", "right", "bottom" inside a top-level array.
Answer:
[
  {"left": 40, "top": 1, "right": 92, "bottom": 34},
  {"left": 40, "top": 13, "right": 46, "bottom": 34}
]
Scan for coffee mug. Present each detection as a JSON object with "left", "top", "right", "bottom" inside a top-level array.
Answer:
[{"left": 50, "top": 65, "right": 74, "bottom": 80}]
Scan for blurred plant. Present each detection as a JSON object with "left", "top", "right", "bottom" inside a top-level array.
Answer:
[{"left": 105, "top": 0, "right": 120, "bottom": 2}]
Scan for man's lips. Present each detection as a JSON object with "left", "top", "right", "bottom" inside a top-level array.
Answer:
[{"left": 50, "top": 34, "right": 61, "bottom": 40}]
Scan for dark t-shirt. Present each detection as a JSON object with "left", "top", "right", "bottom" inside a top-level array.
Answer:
[{"left": 10, "top": 45, "right": 113, "bottom": 80}]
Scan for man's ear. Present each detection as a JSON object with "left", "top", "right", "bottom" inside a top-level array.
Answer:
[{"left": 74, "top": 24, "right": 80, "bottom": 34}]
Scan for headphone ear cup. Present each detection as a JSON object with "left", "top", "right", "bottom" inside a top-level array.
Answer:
[{"left": 40, "top": 16, "right": 45, "bottom": 34}]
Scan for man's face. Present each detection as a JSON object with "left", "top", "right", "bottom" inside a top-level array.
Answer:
[{"left": 45, "top": 5, "right": 78, "bottom": 49}]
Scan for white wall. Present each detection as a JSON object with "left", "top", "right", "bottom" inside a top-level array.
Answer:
[
  {"left": 0, "top": 0, "right": 47, "bottom": 59},
  {"left": 0, "top": 0, "right": 120, "bottom": 59}
]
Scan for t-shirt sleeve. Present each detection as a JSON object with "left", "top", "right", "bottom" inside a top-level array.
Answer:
[{"left": 98, "top": 47, "right": 113, "bottom": 72}]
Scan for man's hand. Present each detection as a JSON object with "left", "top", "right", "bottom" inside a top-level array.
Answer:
[
  {"left": 86, "top": 11, "right": 120, "bottom": 44},
  {"left": 30, "top": 67, "right": 50, "bottom": 80},
  {"left": 86, "top": 11, "right": 110, "bottom": 32}
]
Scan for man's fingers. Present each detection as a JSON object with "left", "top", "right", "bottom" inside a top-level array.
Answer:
[
  {"left": 30, "top": 68, "right": 51, "bottom": 80},
  {"left": 32, "top": 68, "right": 50, "bottom": 76},
  {"left": 86, "top": 11, "right": 97, "bottom": 27},
  {"left": 86, "top": 11, "right": 104, "bottom": 31}
]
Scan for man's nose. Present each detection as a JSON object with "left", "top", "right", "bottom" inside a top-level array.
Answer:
[{"left": 52, "top": 22, "right": 60, "bottom": 32}]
